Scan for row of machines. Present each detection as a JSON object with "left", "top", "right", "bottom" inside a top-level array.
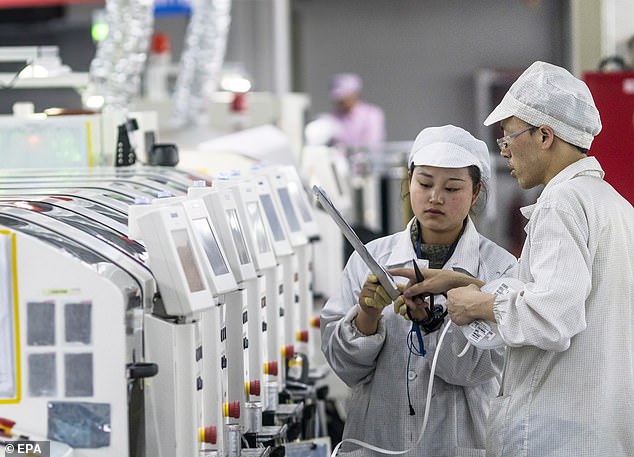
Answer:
[{"left": 0, "top": 162, "right": 329, "bottom": 457}]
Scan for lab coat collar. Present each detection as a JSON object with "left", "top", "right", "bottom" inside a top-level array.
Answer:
[
  {"left": 520, "top": 156, "right": 604, "bottom": 220},
  {"left": 385, "top": 217, "right": 480, "bottom": 278}
]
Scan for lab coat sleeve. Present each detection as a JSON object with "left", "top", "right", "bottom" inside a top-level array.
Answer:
[
  {"left": 320, "top": 253, "right": 387, "bottom": 387},
  {"left": 494, "top": 204, "right": 591, "bottom": 351},
  {"left": 426, "top": 256, "right": 515, "bottom": 386}
]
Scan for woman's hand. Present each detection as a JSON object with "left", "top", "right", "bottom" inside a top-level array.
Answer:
[
  {"left": 393, "top": 294, "right": 432, "bottom": 322},
  {"left": 355, "top": 274, "right": 395, "bottom": 335}
]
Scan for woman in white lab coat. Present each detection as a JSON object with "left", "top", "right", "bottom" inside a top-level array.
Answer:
[{"left": 320, "top": 125, "right": 517, "bottom": 457}]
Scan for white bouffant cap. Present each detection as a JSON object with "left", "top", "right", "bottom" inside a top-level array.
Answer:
[
  {"left": 408, "top": 125, "right": 491, "bottom": 182},
  {"left": 330, "top": 73, "right": 362, "bottom": 100},
  {"left": 484, "top": 61, "right": 602, "bottom": 149}
]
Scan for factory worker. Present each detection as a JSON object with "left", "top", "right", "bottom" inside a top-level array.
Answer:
[
  {"left": 437, "top": 61, "right": 634, "bottom": 457},
  {"left": 320, "top": 125, "right": 517, "bottom": 457},
  {"left": 321, "top": 73, "right": 386, "bottom": 152}
]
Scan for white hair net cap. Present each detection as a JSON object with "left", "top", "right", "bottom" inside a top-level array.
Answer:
[
  {"left": 484, "top": 61, "right": 602, "bottom": 149},
  {"left": 408, "top": 125, "right": 491, "bottom": 183},
  {"left": 330, "top": 73, "right": 362, "bottom": 100}
]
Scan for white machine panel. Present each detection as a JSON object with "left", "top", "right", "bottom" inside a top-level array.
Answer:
[
  {"left": 195, "top": 187, "right": 257, "bottom": 283},
  {"left": 216, "top": 178, "right": 277, "bottom": 272},
  {"left": 281, "top": 165, "right": 320, "bottom": 241},
  {"left": 180, "top": 198, "right": 238, "bottom": 295},
  {"left": 258, "top": 168, "right": 308, "bottom": 248},
  {"left": 0, "top": 223, "right": 138, "bottom": 457},
  {"left": 134, "top": 204, "right": 215, "bottom": 316},
  {"left": 252, "top": 175, "right": 294, "bottom": 258}
]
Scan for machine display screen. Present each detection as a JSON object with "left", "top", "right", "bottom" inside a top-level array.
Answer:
[
  {"left": 171, "top": 229, "right": 205, "bottom": 292},
  {"left": 226, "top": 208, "right": 251, "bottom": 265},
  {"left": 288, "top": 181, "right": 314, "bottom": 223},
  {"left": 259, "top": 194, "right": 286, "bottom": 242},
  {"left": 246, "top": 201, "right": 272, "bottom": 255},
  {"left": 277, "top": 188, "right": 301, "bottom": 233},
  {"left": 191, "top": 217, "right": 230, "bottom": 276}
]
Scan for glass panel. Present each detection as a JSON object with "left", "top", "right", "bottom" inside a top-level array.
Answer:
[
  {"left": 172, "top": 229, "right": 205, "bottom": 292},
  {"left": 288, "top": 181, "right": 313, "bottom": 223},
  {"left": 28, "top": 353, "right": 56, "bottom": 397},
  {"left": 259, "top": 194, "right": 285, "bottom": 242},
  {"left": 191, "top": 217, "right": 230, "bottom": 276},
  {"left": 27, "top": 302, "right": 55, "bottom": 346},
  {"left": 246, "top": 202, "right": 272, "bottom": 254},
  {"left": 48, "top": 401, "right": 111, "bottom": 448},
  {"left": 65, "top": 353, "right": 93, "bottom": 397},
  {"left": 226, "top": 208, "right": 251, "bottom": 265},
  {"left": 65, "top": 303, "right": 92, "bottom": 344},
  {"left": 277, "top": 188, "right": 301, "bottom": 233}
]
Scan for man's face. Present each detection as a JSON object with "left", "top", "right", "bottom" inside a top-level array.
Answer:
[
  {"left": 499, "top": 117, "right": 546, "bottom": 189},
  {"left": 335, "top": 93, "right": 359, "bottom": 114}
]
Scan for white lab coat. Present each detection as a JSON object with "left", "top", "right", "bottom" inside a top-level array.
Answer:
[
  {"left": 321, "top": 217, "right": 517, "bottom": 457},
  {"left": 490, "top": 157, "right": 634, "bottom": 456}
]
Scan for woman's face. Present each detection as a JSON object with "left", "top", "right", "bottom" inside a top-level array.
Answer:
[{"left": 409, "top": 165, "right": 480, "bottom": 244}]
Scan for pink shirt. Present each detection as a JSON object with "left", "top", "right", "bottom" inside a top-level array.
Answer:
[{"left": 327, "top": 101, "right": 386, "bottom": 151}]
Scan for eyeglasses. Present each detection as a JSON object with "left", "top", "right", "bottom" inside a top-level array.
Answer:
[{"left": 496, "top": 126, "right": 537, "bottom": 152}]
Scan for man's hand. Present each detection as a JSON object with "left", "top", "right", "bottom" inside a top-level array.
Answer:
[
  {"left": 389, "top": 267, "right": 484, "bottom": 298},
  {"left": 445, "top": 284, "right": 496, "bottom": 326}
]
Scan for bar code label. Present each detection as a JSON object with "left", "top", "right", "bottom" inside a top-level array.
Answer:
[{"left": 467, "top": 321, "right": 496, "bottom": 342}]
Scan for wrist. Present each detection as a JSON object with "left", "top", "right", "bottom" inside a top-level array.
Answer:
[
  {"left": 472, "top": 293, "right": 496, "bottom": 322},
  {"left": 354, "top": 307, "right": 381, "bottom": 335}
]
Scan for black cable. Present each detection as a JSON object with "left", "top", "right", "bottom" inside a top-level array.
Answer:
[
  {"left": 0, "top": 60, "right": 34, "bottom": 90},
  {"left": 406, "top": 323, "right": 426, "bottom": 416}
]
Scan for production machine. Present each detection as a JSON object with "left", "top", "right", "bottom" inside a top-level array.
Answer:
[
  {"left": 279, "top": 165, "right": 322, "bottom": 364},
  {"left": 211, "top": 176, "right": 283, "bottom": 418},
  {"left": 185, "top": 186, "right": 263, "bottom": 440},
  {"left": 254, "top": 167, "right": 311, "bottom": 369},
  {"left": 0, "top": 165, "right": 210, "bottom": 194},
  {"left": 131, "top": 191, "right": 280, "bottom": 457},
  {"left": 0, "top": 205, "right": 154, "bottom": 457},
  {"left": 0, "top": 164, "right": 329, "bottom": 457}
]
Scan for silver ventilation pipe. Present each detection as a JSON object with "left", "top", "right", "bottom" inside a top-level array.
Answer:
[
  {"left": 85, "top": 0, "right": 154, "bottom": 113},
  {"left": 170, "top": 0, "right": 232, "bottom": 128}
]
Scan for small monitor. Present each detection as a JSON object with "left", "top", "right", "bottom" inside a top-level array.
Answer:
[
  {"left": 199, "top": 189, "right": 257, "bottom": 283},
  {"left": 134, "top": 205, "right": 215, "bottom": 315},
  {"left": 179, "top": 199, "right": 238, "bottom": 296},
  {"left": 191, "top": 217, "right": 231, "bottom": 276},
  {"left": 260, "top": 169, "right": 308, "bottom": 247},
  {"left": 226, "top": 208, "right": 251, "bottom": 265},
  {"left": 259, "top": 194, "right": 286, "bottom": 242},
  {"left": 171, "top": 228, "right": 205, "bottom": 293},
  {"left": 276, "top": 187, "right": 302, "bottom": 234},
  {"left": 253, "top": 177, "right": 294, "bottom": 258},
  {"left": 246, "top": 201, "right": 272, "bottom": 255}
]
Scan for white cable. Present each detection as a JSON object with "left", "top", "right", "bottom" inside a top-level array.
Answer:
[
  {"left": 330, "top": 322, "right": 453, "bottom": 456},
  {"left": 456, "top": 341, "right": 471, "bottom": 358}
]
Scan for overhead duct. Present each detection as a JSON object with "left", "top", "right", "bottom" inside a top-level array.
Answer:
[
  {"left": 85, "top": 0, "right": 154, "bottom": 113},
  {"left": 170, "top": 0, "right": 232, "bottom": 128}
]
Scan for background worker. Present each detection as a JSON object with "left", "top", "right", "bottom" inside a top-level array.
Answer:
[
  {"left": 322, "top": 72, "right": 386, "bottom": 152},
  {"left": 320, "top": 125, "right": 516, "bottom": 456}
]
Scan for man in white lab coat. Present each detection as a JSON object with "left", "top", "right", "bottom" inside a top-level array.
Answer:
[{"left": 439, "top": 61, "right": 634, "bottom": 456}]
